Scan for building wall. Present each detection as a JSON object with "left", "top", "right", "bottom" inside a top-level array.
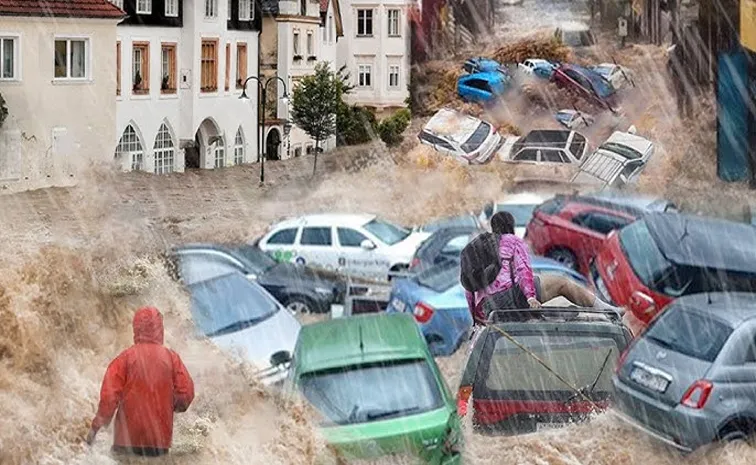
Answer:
[
  {"left": 0, "top": 17, "right": 118, "bottom": 193},
  {"left": 338, "top": 0, "right": 411, "bottom": 111}
]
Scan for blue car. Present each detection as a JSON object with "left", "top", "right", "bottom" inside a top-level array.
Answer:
[
  {"left": 457, "top": 72, "right": 510, "bottom": 104},
  {"left": 463, "top": 57, "right": 508, "bottom": 75},
  {"left": 386, "top": 256, "right": 588, "bottom": 357}
]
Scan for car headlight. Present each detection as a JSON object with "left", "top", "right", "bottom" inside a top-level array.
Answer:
[{"left": 315, "top": 287, "right": 332, "bottom": 295}]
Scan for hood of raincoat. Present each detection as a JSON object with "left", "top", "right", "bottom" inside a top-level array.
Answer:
[{"left": 133, "top": 307, "right": 165, "bottom": 345}]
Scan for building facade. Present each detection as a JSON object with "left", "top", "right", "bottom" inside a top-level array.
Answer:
[
  {"left": 114, "top": 0, "right": 261, "bottom": 173},
  {"left": 337, "top": 0, "right": 411, "bottom": 116},
  {"left": 0, "top": 0, "right": 123, "bottom": 193}
]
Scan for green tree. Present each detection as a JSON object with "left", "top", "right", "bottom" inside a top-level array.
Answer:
[
  {"left": 290, "top": 62, "right": 340, "bottom": 176},
  {"left": 377, "top": 108, "right": 411, "bottom": 147},
  {"left": 0, "top": 92, "right": 7, "bottom": 130}
]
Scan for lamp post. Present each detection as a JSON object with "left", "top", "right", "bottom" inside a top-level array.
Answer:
[{"left": 239, "top": 75, "right": 289, "bottom": 183}]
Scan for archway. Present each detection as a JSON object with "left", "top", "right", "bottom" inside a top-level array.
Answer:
[
  {"left": 190, "top": 118, "right": 222, "bottom": 169},
  {"left": 266, "top": 128, "right": 281, "bottom": 161}
]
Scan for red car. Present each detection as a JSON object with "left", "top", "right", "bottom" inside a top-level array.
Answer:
[
  {"left": 525, "top": 194, "right": 641, "bottom": 277},
  {"left": 591, "top": 212, "right": 756, "bottom": 329},
  {"left": 551, "top": 64, "right": 618, "bottom": 111}
]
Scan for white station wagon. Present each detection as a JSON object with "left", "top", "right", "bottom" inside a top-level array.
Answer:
[{"left": 257, "top": 214, "right": 431, "bottom": 281}]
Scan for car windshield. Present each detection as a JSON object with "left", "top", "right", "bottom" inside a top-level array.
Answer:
[
  {"left": 644, "top": 307, "right": 733, "bottom": 362},
  {"left": 495, "top": 204, "right": 537, "bottom": 226},
  {"left": 299, "top": 359, "right": 444, "bottom": 426},
  {"left": 584, "top": 72, "right": 615, "bottom": 98},
  {"left": 619, "top": 220, "right": 674, "bottom": 289},
  {"left": 189, "top": 273, "right": 280, "bottom": 337},
  {"left": 234, "top": 244, "right": 278, "bottom": 273},
  {"left": 599, "top": 142, "right": 643, "bottom": 160},
  {"left": 416, "top": 262, "right": 461, "bottom": 292},
  {"left": 422, "top": 215, "right": 478, "bottom": 232},
  {"left": 363, "top": 218, "right": 411, "bottom": 246},
  {"left": 485, "top": 334, "right": 619, "bottom": 396},
  {"left": 594, "top": 65, "right": 614, "bottom": 76},
  {"left": 461, "top": 122, "right": 492, "bottom": 153}
]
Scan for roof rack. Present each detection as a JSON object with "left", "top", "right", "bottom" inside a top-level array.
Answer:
[{"left": 486, "top": 307, "right": 623, "bottom": 324}]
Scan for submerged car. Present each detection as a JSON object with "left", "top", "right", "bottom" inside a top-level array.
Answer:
[
  {"left": 419, "top": 108, "right": 503, "bottom": 165},
  {"left": 187, "top": 272, "right": 301, "bottom": 386},
  {"left": 553, "top": 21, "right": 598, "bottom": 49},
  {"left": 518, "top": 59, "right": 557, "bottom": 79},
  {"left": 459, "top": 307, "right": 631, "bottom": 434},
  {"left": 498, "top": 129, "right": 589, "bottom": 166},
  {"left": 457, "top": 72, "right": 510, "bottom": 104},
  {"left": 555, "top": 109, "right": 595, "bottom": 129},
  {"left": 613, "top": 293, "right": 756, "bottom": 452},
  {"left": 570, "top": 130, "right": 655, "bottom": 190},
  {"left": 551, "top": 64, "right": 617, "bottom": 110},
  {"left": 463, "top": 57, "right": 509, "bottom": 75},
  {"left": 285, "top": 312, "right": 463, "bottom": 464},
  {"left": 388, "top": 254, "right": 589, "bottom": 356},
  {"left": 591, "top": 63, "right": 634, "bottom": 89}
]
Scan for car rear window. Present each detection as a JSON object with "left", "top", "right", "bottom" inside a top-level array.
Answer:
[
  {"left": 569, "top": 133, "right": 587, "bottom": 160},
  {"left": 484, "top": 335, "right": 619, "bottom": 394},
  {"left": 415, "top": 262, "right": 460, "bottom": 292},
  {"left": 299, "top": 359, "right": 443, "bottom": 426},
  {"left": 644, "top": 307, "right": 733, "bottom": 362}
]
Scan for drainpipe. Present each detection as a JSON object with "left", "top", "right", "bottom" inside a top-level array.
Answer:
[{"left": 258, "top": 28, "right": 262, "bottom": 164}]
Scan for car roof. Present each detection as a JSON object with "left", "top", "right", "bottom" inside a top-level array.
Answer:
[
  {"left": 271, "top": 213, "right": 377, "bottom": 229},
  {"left": 496, "top": 192, "right": 553, "bottom": 205},
  {"left": 487, "top": 307, "right": 623, "bottom": 327},
  {"left": 643, "top": 212, "right": 756, "bottom": 272},
  {"left": 602, "top": 131, "right": 653, "bottom": 157},
  {"left": 574, "top": 150, "right": 625, "bottom": 183},
  {"left": 520, "top": 129, "right": 572, "bottom": 146},
  {"left": 668, "top": 293, "right": 756, "bottom": 327},
  {"left": 425, "top": 108, "right": 482, "bottom": 140},
  {"left": 295, "top": 313, "right": 428, "bottom": 373},
  {"left": 462, "top": 71, "right": 505, "bottom": 82},
  {"left": 585, "top": 190, "right": 674, "bottom": 211}
]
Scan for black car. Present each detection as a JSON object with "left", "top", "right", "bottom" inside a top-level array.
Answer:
[
  {"left": 408, "top": 225, "right": 481, "bottom": 273},
  {"left": 167, "top": 244, "right": 346, "bottom": 314},
  {"left": 458, "top": 308, "right": 632, "bottom": 435}
]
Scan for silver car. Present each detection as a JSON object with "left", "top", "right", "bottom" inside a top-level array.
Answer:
[{"left": 613, "top": 292, "right": 756, "bottom": 452}]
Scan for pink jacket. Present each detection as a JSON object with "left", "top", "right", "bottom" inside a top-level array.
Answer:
[{"left": 464, "top": 234, "right": 535, "bottom": 324}]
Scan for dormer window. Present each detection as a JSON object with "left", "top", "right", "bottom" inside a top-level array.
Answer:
[{"left": 136, "top": 0, "right": 151, "bottom": 14}]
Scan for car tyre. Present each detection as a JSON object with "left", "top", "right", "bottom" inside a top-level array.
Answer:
[
  {"left": 285, "top": 296, "right": 317, "bottom": 315},
  {"left": 718, "top": 422, "right": 754, "bottom": 444},
  {"left": 546, "top": 247, "right": 578, "bottom": 271}
]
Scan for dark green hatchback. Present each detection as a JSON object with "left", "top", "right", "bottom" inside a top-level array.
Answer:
[{"left": 285, "top": 313, "right": 463, "bottom": 464}]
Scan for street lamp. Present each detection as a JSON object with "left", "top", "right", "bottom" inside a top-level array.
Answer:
[{"left": 239, "top": 75, "right": 289, "bottom": 183}]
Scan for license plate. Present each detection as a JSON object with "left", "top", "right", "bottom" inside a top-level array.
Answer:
[
  {"left": 391, "top": 298, "right": 406, "bottom": 313},
  {"left": 536, "top": 422, "right": 567, "bottom": 432},
  {"left": 630, "top": 366, "right": 669, "bottom": 393}
]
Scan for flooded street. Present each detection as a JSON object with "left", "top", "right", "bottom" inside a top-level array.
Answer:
[{"left": 1, "top": 0, "right": 755, "bottom": 463}]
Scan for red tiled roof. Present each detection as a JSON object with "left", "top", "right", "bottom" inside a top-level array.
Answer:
[
  {"left": 0, "top": 0, "right": 125, "bottom": 19},
  {"left": 320, "top": 0, "right": 328, "bottom": 13}
]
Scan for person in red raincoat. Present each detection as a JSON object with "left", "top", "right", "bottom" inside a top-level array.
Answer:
[{"left": 86, "top": 306, "right": 195, "bottom": 457}]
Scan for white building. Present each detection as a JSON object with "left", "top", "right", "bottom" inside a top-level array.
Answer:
[
  {"left": 260, "top": 0, "right": 341, "bottom": 160},
  {"left": 114, "top": 0, "right": 260, "bottom": 173},
  {"left": 337, "top": 0, "right": 411, "bottom": 117},
  {"left": 0, "top": 0, "right": 123, "bottom": 193}
]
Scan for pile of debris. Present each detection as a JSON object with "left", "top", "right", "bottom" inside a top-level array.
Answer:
[{"left": 491, "top": 38, "right": 571, "bottom": 65}]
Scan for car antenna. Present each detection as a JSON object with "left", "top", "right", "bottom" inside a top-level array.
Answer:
[{"left": 359, "top": 325, "right": 364, "bottom": 354}]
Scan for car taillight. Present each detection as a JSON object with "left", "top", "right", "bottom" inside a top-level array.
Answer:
[
  {"left": 457, "top": 385, "right": 472, "bottom": 416},
  {"left": 681, "top": 380, "right": 713, "bottom": 409},
  {"left": 413, "top": 302, "right": 434, "bottom": 324}
]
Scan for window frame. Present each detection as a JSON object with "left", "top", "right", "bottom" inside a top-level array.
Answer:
[
  {"left": 267, "top": 228, "right": 298, "bottom": 245},
  {"left": 358, "top": 64, "right": 372, "bottom": 87},
  {"left": 0, "top": 36, "right": 20, "bottom": 81},
  {"left": 293, "top": 145, "right": 303, "bottom": 158},
  {"left": 238, "top": 0, "right": 251, "bottom": 20},
  {"left": 200, "top": 38, "right": 219, "bottom": 93},
  {"left": 53, "top": 37, "right": 90, "bottom": 81},
  {"left": 357, "top": 9, "right": 374, "bottom": 37},
  {"left": 205, "top": 0, "right": 218, "bottom": 18},
  {"left": 388, "top": 65, "right": 399, "bottom": 88},
  {"left": 136, "top": 0, "right": 152, "bottom": 14},
  {"left": 224, "top": 42, "right": 231, "bottom": 91},
  {"left": 513, "top": 148, "right": 538, "bottom": 162},
  {"left": 116, "top": 124, "right": 144, "bottom": 171},
  {"left": 236, "top": 43, "right": 247, "bottom": 88},
  {"left": 160, "top": 42, "right": 177, "bottom": 94},
  {"left": 153, "top": 123, "right": 175, "bottom": 175},
  {"left": 306, "top": 31, "right": 314, "bottom": 57},
  {"left": 540, "top": 149, "right": 568, "bottom": 163},
  {"left": 387, "top": 9, "right": 400, "bottom": 37},
  {"left": 300, "top": 227, "right": 334, "bottom": 247},
  {"left": 337, "top": 227, "right": 369, "bottom": 248},
  {"left": 165, "top": 0, "right": 178, "bottom": 16},
  {"left": 234, "top": 127, "right": 245, "bottom": 164},
  {"left": 115, "top": 41, "right": 121, "bottom": 95},
  {"left": 214, "top": 135, "right": 226, "bottom": 168},
  {"left": 132, "top": 41, "right": 150, "bottom": 94},
  {"left": 293, "top": 30, "right": 301, "bottom": 58}
]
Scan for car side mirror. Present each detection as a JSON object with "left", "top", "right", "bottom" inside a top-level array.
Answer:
[
  {"left": 270, "top": 350, "right": 292, "bottom": 367},
  {"left": 360, "top": 239, "right": 376, "bottom": 250},
  {"left": 629, "top": 291, "right": 656, "bottom": 317}
]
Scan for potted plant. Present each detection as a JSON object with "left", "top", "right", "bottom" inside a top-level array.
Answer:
[
  {"left": 133, "top": 70, "right": 143, "bottom": 91},
  {"left": 161, "top": 74, "right": 170, "bottom": 91}
]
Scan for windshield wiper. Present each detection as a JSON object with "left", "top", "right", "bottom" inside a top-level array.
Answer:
[
  {"left": 206, "top": 316, "right": 271, "bottom": 337},
  {"left": 565, "top": 348, "right": 613, "bottom": 404},
  {"left": 365, "top": 406, "right": 422, "bottom": 421}
]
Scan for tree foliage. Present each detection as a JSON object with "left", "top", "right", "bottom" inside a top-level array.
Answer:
[
  {"left": 0, "top": 92, "right": 7, "bottom": 130},
  {"left": 377, "top": 108, "right": 411, "bottom": 147},
  {"left": 290, "top": 62, "right": 340, "bottom": 175}
]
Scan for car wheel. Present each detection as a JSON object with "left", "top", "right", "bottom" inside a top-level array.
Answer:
[
  {"left": 718, "top": 421, "right": 754, "bottom": 444},
  {"left": 546, "top": 247, "right": 578, "bottom": 271},
  {"left": 285, "top": 296, "right": 316, "bottom": 315}
]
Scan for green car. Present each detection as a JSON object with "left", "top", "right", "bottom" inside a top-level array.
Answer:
[{"left": 284, "top": 312, "right": 463, "bottom": 464}]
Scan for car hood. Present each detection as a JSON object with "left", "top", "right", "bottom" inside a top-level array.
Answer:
[{"left": 209, "top": 308, "right": 301, "bottom": 381}]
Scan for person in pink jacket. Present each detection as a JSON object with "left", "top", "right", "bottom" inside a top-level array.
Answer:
[{"left": 465, "top": 211, "right": 619, "bottom": 325}]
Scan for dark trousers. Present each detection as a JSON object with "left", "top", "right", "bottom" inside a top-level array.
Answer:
[{"left": 112, "top": 445, "right": 169, "bottom": 457}]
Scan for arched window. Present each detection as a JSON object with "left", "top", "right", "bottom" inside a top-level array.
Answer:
[
  {"left": 115, "top": 124, "right": 144, "bottom": 171},
  {"left": 234, "top": 127, "right": 245, "bottom": 165},
  {"left": 214, "top": 136, "right": 225, "bottom": 168},
  {"left": 153, "top": 123, "right": 175, "bottom": 174}
]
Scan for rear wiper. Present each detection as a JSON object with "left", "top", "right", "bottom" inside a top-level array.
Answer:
[
  {"left": 206, "top": 317, "right": 268, "bottom": 337},
  {"left": 365, "top": 406, "right": 421, "bottom": 421},
  {"left": 565, "top": 348, "right": 613, "bottom": 403}
]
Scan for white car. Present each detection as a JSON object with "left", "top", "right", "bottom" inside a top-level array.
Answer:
[
  {"left": 591, "top": 63, "right": 633, "bottom": 89},
  {"left": 570, "top": 129, "right": 655, "bottom": 190},
  {"left": 480, "top": 192, "right": 553, "bottom": 238},
  {"left": 517, "top": 59, "right": 557, "bottom": 78},
  {"left": 257, "top": 214, "right": 431, "bottom": 281},
  {"left": 555, "top": 109, "right": 595, "bottom": 130},
  {"left": 497, "top": 129, "right": 589, "bottom": 166},
  {"left": 418, "top": 108, "right": 503, "bottom": 165}
]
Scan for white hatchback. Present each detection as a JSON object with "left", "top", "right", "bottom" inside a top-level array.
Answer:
[
  {"left": 418, "top": 108, "right": 503, "bottom": 165},
  {"left": 257, "top": 214, "right": 431, "bottom": 281}
]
